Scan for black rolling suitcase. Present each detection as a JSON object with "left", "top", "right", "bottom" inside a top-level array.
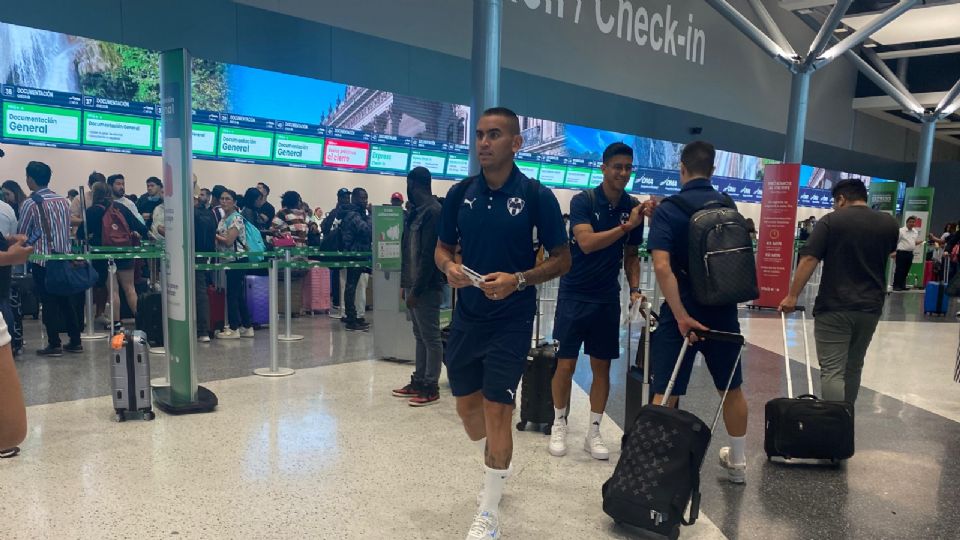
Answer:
[
  {"left": 135, "top": 291, "right": 164, "bottom": 347},
  {"left": 110, "top": 330, "right": 155, "bottom": 421},
  {"left": 604, "top": 329, "right": 745, "bottom": 539},
  {"left": 624, "top": 302, "right": 658, "bottom": 428},
  {"left": 764, "top": 308, "right": 854, "bottom": 462},
  {"left": 516, "top": 287, "right": 559, "bottom": 435},
  {"left": 12, "top": 273, "right": 37, "bottom": 319}
]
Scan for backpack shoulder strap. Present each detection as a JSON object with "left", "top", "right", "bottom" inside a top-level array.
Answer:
[
  {"left": 584, "top": 188, "right": 597, "bottom": 218},
  {"left": 661, "top": 194, "right": 698, "bottom": 216}
]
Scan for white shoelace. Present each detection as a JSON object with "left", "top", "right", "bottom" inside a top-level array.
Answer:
[{"left": 468, "top": 512, "right": 496, "bottom": 538}]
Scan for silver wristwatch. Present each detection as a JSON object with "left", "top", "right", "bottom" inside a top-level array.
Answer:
[{"left": 515, "top": 272, "right": 528, "bottom": 291}]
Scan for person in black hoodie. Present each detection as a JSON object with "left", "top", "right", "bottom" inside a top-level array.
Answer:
[
  {"left": 392, "top": 167, "right": 445, "bottom": 406},
  {"left": 339, "top": 188, "right": 372, "bottom": 331},
  {"left": 194, "top": 183, "right": 218, "bottom": 342},
  {"left": 322, "top": 187, "right": 352, "bottom": 318}
]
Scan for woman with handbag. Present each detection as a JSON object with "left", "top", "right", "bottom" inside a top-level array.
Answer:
[{"left": 215, "top": 190, "right": 254, "bottom": 339}]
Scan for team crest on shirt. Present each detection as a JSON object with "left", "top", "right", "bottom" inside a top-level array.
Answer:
[{"left": 507, "top": 197, "right": 525, "bottom": 217}]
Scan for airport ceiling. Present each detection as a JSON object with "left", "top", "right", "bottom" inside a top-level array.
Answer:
[{"left": 783, "top": 0, "right": 960, "bottom": 143}]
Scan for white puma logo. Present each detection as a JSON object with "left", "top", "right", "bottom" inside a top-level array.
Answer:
[
  {"left": 506, "top": 389, "right": 515, "bottom": 400},
  {"left": 595, "top": 212, "right": 601, "bottom": 222},
  {"left": 464, "top": 198, "right": 477, "bottom": 210}
]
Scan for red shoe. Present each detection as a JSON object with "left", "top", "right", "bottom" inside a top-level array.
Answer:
[
  {"left": 409, "top": 386, "right": 440, "bottom": 407},
  {"left": 392, "top": 379, "right": 420, "bottom": 398}
]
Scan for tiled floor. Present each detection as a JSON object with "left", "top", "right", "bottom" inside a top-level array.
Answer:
[{"left": 3, "top": 286, "right": 959, "bottom": 539}]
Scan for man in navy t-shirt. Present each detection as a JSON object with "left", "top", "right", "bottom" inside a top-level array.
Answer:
[
  {"left": 647, "top": 141, "right": 749, "bottom": 484},
  {"left": 436, "top": 107, "right": 570, "bottom": 540},
  {"left": 548, "top": 142, "right": 654, "bottom": 461}
]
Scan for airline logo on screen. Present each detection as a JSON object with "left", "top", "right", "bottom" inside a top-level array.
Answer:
[{"left": 511, "top": 1, "right": 707, "bottom": 65}]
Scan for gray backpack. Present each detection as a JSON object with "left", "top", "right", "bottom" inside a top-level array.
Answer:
[{"left": 664, "top": 194, "right": 759, "bottom": 306}]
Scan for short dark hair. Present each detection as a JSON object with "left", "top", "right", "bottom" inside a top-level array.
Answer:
[
  {"left": 831, "top": 179, "right": 868, "bottom": 203},
  {"left": 107, "top": 174, "right": 124, "bottom": 186},
  {"left": 351, "top": 187, "right": 368, "bottom": 203},
  {"left": 220, "top": 189, "right": 237, "bottom": 202},
  {"left": 602, "top": 142, "right": 633, "bottom": 164},
  {"left": 146, "top": 176, "right": 162, "bottom": 187},
  {"left": 67, "top": 189, "right": 79, "bottom": 198},
  {"left": 680, "top": 141, "right": 715, "bottom": 178},
  {"left": 906, "top": 215, "right": 918, "bottom": 222},
  {"left": 241, "top": 187, "right": 261, "bottom": 209},
  {"left": 481, "top": 107, "right": 521, "bottom": 135},
  {"left": 281, "top": 191, "right": 302, "bottom": 210},
  {"left": 257, "top": 182, "right": 270, "bottom": 194},
  {"left": 88, "top": 171, "right": 106, "bottom": 187},
  {"left": 26, "top": 161, "right": 51, "bottom": 186}
]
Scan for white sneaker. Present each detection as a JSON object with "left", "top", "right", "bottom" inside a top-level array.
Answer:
[
  {"left": 329, "top": 310, "right": 343, "bottom": 319},
  {"left": 465, "top": 511, "right": 500, "bottom": 540},
  {"left": 216, "top": 329, "right": 240, "bottom": 340},
  {"left": 719, "top": 446, "right": 746, "bottom": 484},
  {"left": 240, "top": 326, "right": 255, "bottom": 338},
  {"left": 584, "top": 432, "right": 610, "bottom": 460},
  {"left": 198, "top": 335, "right": 211, "bottom": 343},
  {"left": 548, "top": 423, "right": 568, "bottom": 457}
]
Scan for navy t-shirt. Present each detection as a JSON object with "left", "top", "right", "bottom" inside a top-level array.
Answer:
[
  {"left": 438, "top": 165, "right": 567, "bottom": 326},
  {"left": 559, "top": 186, "right": 643, "bottom": 304},
  {"left": 647, "top": 177, "right": 738, "bottom": 317}
]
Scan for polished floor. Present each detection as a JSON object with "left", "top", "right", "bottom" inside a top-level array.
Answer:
[{"left": 1, "top": 286, "right": 958, "bottom": 539}]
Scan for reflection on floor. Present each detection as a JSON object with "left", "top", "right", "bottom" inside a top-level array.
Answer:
[
  {"left": 5, "top": 287, "right": 960, "bottom": 539},
  {"left": 1, "top": 360, "right": 727, "bottom": 539}
]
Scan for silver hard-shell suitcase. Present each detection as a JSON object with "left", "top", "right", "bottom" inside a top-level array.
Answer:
[{"left": 111, "top": 330, "right": 155, "bottom": 421}]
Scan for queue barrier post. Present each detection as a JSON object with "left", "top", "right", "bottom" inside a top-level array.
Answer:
[
  {"left": 81, "top": 286, "right": 108, "bottom": 341},
  {"left": 277, "top": 249, "right": 303, "bottom": 342},
  {"left": 255, "top": 255, "right": 294, "bottom": 377},
  {"left": 151, "top": 256, "right": 172, "bottom": 388}
]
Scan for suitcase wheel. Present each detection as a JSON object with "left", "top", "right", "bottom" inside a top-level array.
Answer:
[
  {"left": 516, "top": 421, "right": 527, "bottom": 432},
  {"left": 542, "top": 424, "right": 552, "bottom": 435},
  {"left": 143, "top": 411, "right": 156, "bottom": 421},
  {"left": 115, "top": 412, "right": 125, "bottom": 423}
]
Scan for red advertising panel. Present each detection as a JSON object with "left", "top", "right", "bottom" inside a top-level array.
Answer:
[
  {"left": 755, "top": 163, "right": 801, "bottom": 308},
  {"left": 323, "top": 138, "right": 370, "bottom": 169}
]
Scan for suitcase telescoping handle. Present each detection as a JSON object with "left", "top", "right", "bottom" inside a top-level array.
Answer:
[
  {"left": 661, "top": 329, "right": 746, "bottom": 433},
  {"left": 780, "top": 306, "right": 814, "bottom": 399}
]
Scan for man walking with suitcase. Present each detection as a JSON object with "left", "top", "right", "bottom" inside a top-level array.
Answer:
[
  {"left": 548, "top": 142, "right": 653, "bottom": 460},
  {"left": 779, "top": 179, "right": 898, "bottom": 404},
  {"left": 436, "top": 107, "right": 570, "bottom": 539},
  {"left": 647, "top": 141, "right": 750, "bottom": 484}
]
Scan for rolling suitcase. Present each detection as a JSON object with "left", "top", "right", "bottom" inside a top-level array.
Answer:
[
  {"left": 110, "top": 330, "right": 155, "bottom": 422},
  {"left": 624, "top": 302, "right": 659, "bottom": 428},
  {"left": 208, "top": 286, "right": 225, "bottom": 332},
  {"left": 245, "top": 275, "right": 270, "bottom": 325},
  {"left": 603, "top": 329, "right": 744, "bottom": 539},
  {"left": 924, "top": 258, "right": 950, "bottom": 316},
  {"left": 764, "top": 308, "right": 854, "bottom": 461},
  {"left": 135, "top": 291, "right": 164, "bottom": 347},
  {"left": 278, "top": 273, "right": 304, "bottom": 317},
  {"left": 12, "top": 273, "right": 38, "bottom": 319},
  {"left": 302, "top": 266, "right": 332, "bottom": 313},
  {"left": 516, "top": 286, "right": 559, "bottom": 435}
]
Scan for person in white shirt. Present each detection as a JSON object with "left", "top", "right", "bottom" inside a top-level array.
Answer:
[
  {"left": 0, "top": 199, "right": 16, "bottom": 238},
  {"left": 893, "top": 216, "right": 923, "bottom": 291}
]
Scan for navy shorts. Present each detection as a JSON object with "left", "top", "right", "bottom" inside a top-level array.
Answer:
[
  {"left": 649, "top": 306, "right": 743, "bottom": 396},
  {"left": 553, "top": 299, "right": 620, "bottom": 361},
  {"left": 444, "top": 320, "right": 533, "bottom": 405}
]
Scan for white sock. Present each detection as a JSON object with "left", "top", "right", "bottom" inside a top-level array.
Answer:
[
  {"left": 589, "top": 412, "right": 603, "bottom": 436},
  {"left": 480, "top": 465, "right": 509, "bottom": 514},
  {"left": 730, "top": 436, "right": 746, "bottom": 465},
  {"left": 554, "top": 407, "right": 567, "bottom": 425}
]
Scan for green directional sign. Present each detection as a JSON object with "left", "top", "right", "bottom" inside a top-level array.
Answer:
[
  {"left": 274, "top": 133, "right": 325, "bottom": 166},
  {"left": 3, "top": 102, "right": 82, "bottom": 144},
  {"left": 83, "top": 111, "right": 155, "bottom": 151}
]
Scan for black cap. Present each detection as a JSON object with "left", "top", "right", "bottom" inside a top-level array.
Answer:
[{"left": 407, "top": 166, "right": 431, "bottom": 185}]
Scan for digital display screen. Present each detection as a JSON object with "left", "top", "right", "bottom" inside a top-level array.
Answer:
[
  {"left": 446, "top": 154, "right": 470, "bottom": 177},
  {"left": 368, "top": 144, "right": 410, "bottom": 172},
  {"left": 324, "top": 139, "right": 370, "bottom": 169},
  {"left": 83, "top": 111, "right": 154, "bottom": 151},
  {"left": 564, "top": 167, "right": 592, "bottom": 188},
  {"left": 155, "top": 123, "right": 219, "bottom": 156},
  {"left": 218, "top": 126, "right": 274, "bottom": 161},
  {"left": 539, "top": 164, "right": 567, "bottom": 187},
  {"left": 3, "top": 101, "right": 81, "bottom": 144},
  {"left": 516, "top": 161, "right": 541, "bottom": 180},
  {"left": 409, "top": 150, "right": 446, "bottom": 175},
  {"left": 274, "top": 133, "right": 324, "bottom": 166}
]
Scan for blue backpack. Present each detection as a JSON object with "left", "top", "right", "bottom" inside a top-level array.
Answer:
[{"left": 226, "top": 213, "right": 266, "bottom": 262}]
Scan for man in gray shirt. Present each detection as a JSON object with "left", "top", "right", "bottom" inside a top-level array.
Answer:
[{"left": 779, "top": 179, "right": 898, "bottom": 404}]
